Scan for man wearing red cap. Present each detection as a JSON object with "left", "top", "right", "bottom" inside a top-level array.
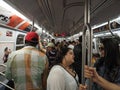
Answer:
[{"left": 5, "top": 32, "right": 49, "bottom": 90}]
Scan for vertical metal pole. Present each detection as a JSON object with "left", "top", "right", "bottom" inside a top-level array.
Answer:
[
  {"left": 84, "top": 0, "right": 90, "bottom": 24},
  {"left": 87, "top": 24, "right": 93, "bottom": 90},
  {"left": 82, "top": 0, "right": 93, "bottom": 90},
  {"left": 81, "top": 0, "right": 89, "bottom": 84},
  {"left": 31, "top": 18, "right": 34, "bottom": 32}
]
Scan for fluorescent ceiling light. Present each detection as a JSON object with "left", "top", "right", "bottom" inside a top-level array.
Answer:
[
  {"left": 43, "top": 30, "right": 46, "bottom": 33},
  {"left": 92, "top": 22, "right": 108, "bottom": 30}
]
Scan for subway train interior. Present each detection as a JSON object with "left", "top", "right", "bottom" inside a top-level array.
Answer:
[{"left": 0, "top": 0, "right": 120, "bottom": 90}]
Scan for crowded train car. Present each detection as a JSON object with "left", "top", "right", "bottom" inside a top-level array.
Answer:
[{"left": 0, "top": 0, "right": 120, "bottom": 90}]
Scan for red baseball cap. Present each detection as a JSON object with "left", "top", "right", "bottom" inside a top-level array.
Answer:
[{"left": 25, "top": 32, "right": 39, "bottom": 43}]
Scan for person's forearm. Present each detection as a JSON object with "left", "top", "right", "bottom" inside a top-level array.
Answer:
[
  {"left": 95, "top": 76, "right": 120, "bottom": 90},
  {"left": 39, "top": 42, "right": 46, "bottom": 53}
]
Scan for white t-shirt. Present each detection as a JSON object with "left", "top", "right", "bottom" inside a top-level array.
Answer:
[{"left": 47, "top": 65, "right": 79, "bottom": 90}]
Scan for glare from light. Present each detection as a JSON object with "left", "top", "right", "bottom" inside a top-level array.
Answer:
[
  {"left": 46, "top": 32, "right": 49, "bottom": 35},
  {"left": 34, "top": 24, "right": 42, "bottom": 30},
  {"left": 113, "top": 16, "right": 120, "bottom": 21},
  {"left": 92, "top": 22, "right": 108, "bottom": 30},
  {"left": 0, "top": 0, "right": 43, "bottom": 31},
  {"left": 0, "top": 0, "right": 29, "bottom": 21},
  {"left": 43, "top": 30, "right": 46, "bottom": 33},
  {"left": 79, "top": 32, "right": 83, "bottom": 35},
  {"left": 94, "top": 33, "right": 104, "bottom": 37}
]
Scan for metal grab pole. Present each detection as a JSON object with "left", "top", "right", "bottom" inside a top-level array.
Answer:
[
  {"left": 81, "top": 0, "right": 93, "bottom": 90},
  {"left": 84, "top": 0, "right": 90, "bottom": 24},
  {"left": 86, "top": 23, "right": 93, "bottom": 90},
  {"left": 0, "top": 81, "right": 15, "bottom": 90},
  {"left": 86, "top": 23, "right": 92, "bottom": 67},
  {"left": 108, "top": 20, "right": 114, "bottom": 36},
  {"left": 31, "top": 18, "right": 34, "bottom": 32},
  {"left": 81, "top": 25, "right": 87, "bottom": 85},
  {"left": 81, "top": 23, "right": 92, "bottom": 83}
]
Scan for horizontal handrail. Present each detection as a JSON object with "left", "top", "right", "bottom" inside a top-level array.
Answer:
[
  {"left": 0, "top": 72, "right": 5, "bottom": 76},
  {"left": 0, "top": 81, "right": 15, "bottom": 90},
  {"left": 0, "top": 64, "right": 7, "bottom": 73}
]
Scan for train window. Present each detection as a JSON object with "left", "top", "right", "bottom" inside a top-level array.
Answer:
[
  {"left": 111, "top": 22, "right": 120, "bottom": 29},
  {"left": 16, "top": 34, "right": 25, "bottom": 44}
]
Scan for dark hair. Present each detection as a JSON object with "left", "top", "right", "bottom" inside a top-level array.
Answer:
[
  {"left": 100, "top": 37, "right": 120, "bottom": 67},
  {"left": 79, "top": 36, "right": 82, "bottom": 42},
  {"left": 51, "top": 39, "right": 55, "bottom": 44},
  {"left": 57, "top": 46, "right": 72, "bottom": 63},
  {"left": 4, "top": 47, "right": 8, "bottom": 52}
]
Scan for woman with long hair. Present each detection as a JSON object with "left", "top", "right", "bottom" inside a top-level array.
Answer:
[{"left": 84, "top": 37, "right": 120, "bottom": 90}]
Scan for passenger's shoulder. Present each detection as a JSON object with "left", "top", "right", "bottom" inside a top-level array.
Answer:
[
  {"left": 51, "top": 65, "right": 64, "bottom": 73},
  {"left": 39, "top": 50, "right": 46, "bottom": 57},
  {"left": 33, "top": 49, "right": 46, "bottom": 57},
  {"left": 9, "top": 50, "right": 20, "bottom": 56}
]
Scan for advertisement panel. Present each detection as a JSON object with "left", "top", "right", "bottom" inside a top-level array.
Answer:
[
  {"left": 0, "top": 42, "right": 15, "bottom": 63},
  {"left": 0, "top": 6, "right": 30, "bottom": 31}
]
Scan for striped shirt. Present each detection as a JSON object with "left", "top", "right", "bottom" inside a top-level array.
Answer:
[{"left": 5, "top": 46, "right": 48, "bottom": 90}]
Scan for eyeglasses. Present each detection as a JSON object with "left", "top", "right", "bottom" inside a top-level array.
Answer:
[{"left": 99, "top": 47, "right": 104, "bottom": 50}]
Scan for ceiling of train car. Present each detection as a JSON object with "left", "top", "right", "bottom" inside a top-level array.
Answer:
[{"left": 4, "top": 0, "right": 120, "bottom": 36}]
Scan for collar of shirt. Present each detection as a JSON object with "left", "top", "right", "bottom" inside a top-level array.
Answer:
[{"left": 24, "top": 46, "right": 36, "bottom": 49}]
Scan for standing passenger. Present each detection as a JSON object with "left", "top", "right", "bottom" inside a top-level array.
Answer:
[
  {"left": 46, "top": 42, "right": 58, "bottom": 69},
  {"left": 84, "top": 37, "right": 120, "bottom": 90},
  {"left": 73, "top": 36, "right": 82, "bottom": 83},
  {"left": 47, "top": 46, "right": 80, "bottom": 90},
  {"left": 5, "top": 32, "right": 49, "bottom": 90}
]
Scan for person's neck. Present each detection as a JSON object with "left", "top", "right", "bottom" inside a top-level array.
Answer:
[
  {"left": 60, "top": 62, "right": 76, "bottom": 77},
  {"left": 60, "top": 62, "right": 69, "bottom": 69}
]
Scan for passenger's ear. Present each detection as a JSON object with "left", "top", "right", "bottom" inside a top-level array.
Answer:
[{"left": 64, "top": 56, "right": 67, "bottom": 60}]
